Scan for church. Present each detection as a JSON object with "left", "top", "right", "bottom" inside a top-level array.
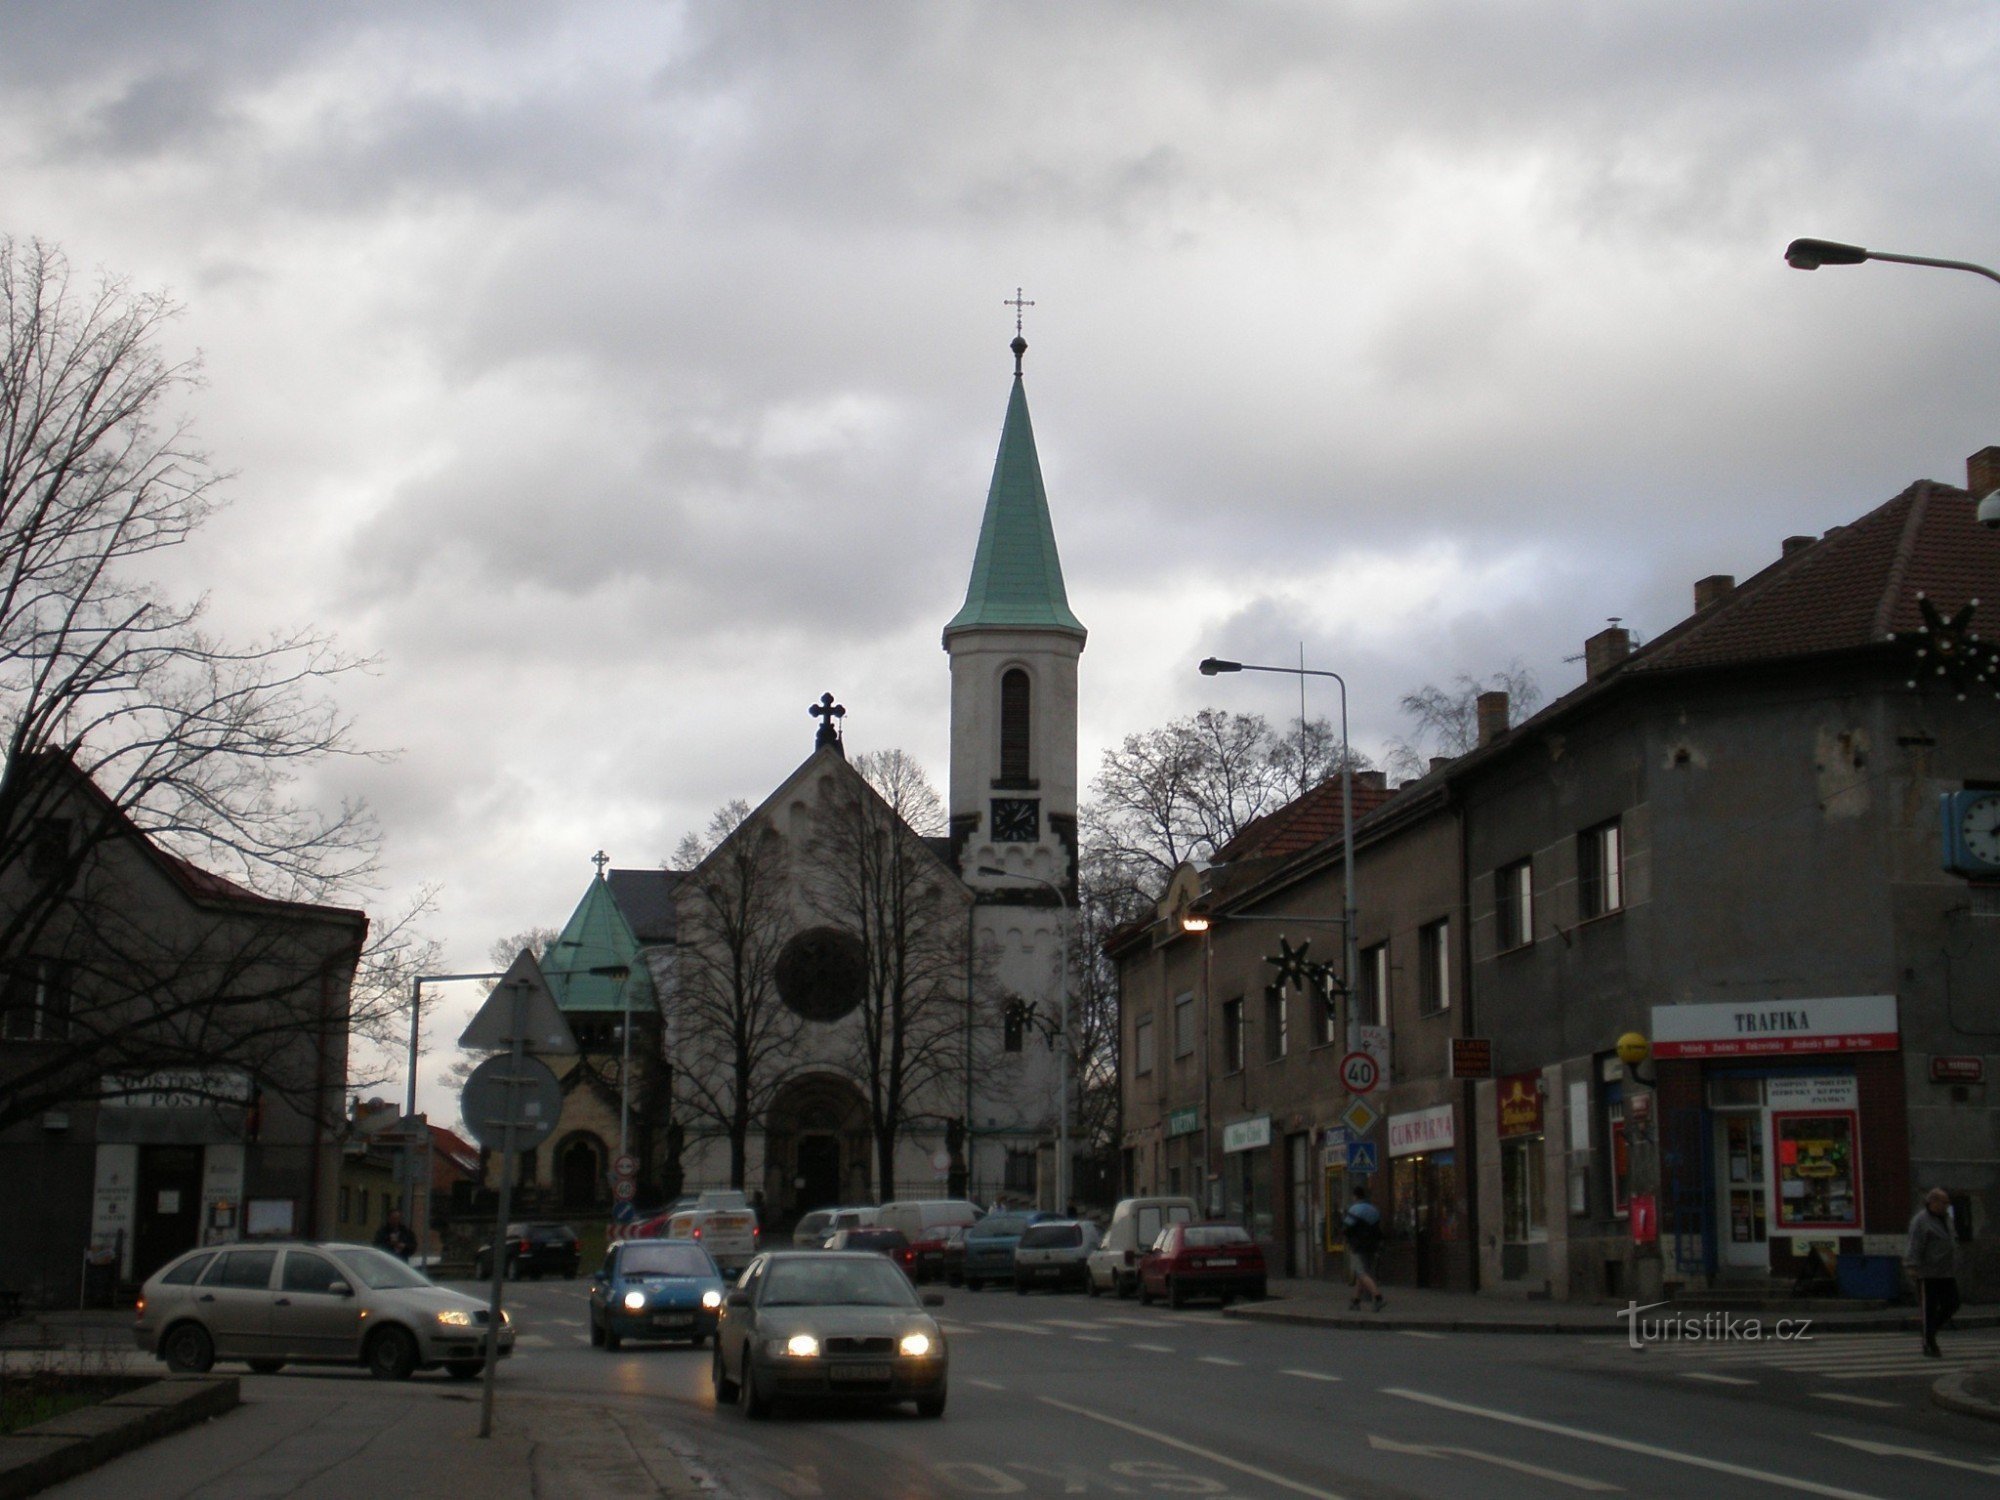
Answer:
[{"left": 514, "top": 331, "right": 1086, "bottom": 1223}]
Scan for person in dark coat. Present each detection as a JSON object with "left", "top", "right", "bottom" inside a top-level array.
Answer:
[
  {"left": 375, "top": 1206, "right": 418, "bottom": 1262},
  {"left": 1905, "top": 1187, "right": 1960, "bottom": 1357}
]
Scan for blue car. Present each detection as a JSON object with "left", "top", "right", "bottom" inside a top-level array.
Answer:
[
  {"left": 961, "top": 1211, "right": 1054, "bottom": 1291},
  {"left": 589, "top": 1238, "right": 727, "bottom": 1350}
]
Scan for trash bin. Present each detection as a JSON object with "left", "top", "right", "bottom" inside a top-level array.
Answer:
[
  {"left": 81, "top": 1252, "right": 117, "bottom": 1309},
  {"left": 1836, "top": 1252, "right": 1901, "bottom": 1300}
]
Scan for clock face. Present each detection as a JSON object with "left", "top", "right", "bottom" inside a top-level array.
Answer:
[
  {"left": 991, "top": 798, "right": 1039, "bottom": 843},
  {"left": 1961, "top": 793, "right": 2000, "bottom": 867}
]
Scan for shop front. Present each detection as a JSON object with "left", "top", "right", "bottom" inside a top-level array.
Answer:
[
  {"left": 1653, "top": 996, "right": 1904, "bottom": 1282},
  {"left": 1496, "top": 1072, "right": 1548, "bottom": 1285},
  {"left": 1221, "top": 1114, "right": 1274, "bottom": 1265},
  {"left": 1385, "top": 1102, "right": 1470, "bottom": 1289}
]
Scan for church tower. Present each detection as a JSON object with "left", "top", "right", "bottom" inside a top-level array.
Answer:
[{"left": 944, "top": 331, "right": 1086, "bottom": 898}]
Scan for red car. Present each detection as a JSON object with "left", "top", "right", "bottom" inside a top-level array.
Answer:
[{"left": 1137, "top": 1222, "right": 1267, "bottom": 1308}]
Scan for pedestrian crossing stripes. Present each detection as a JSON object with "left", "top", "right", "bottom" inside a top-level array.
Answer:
[{"left": 1651, "top": 1331, "right": 2000, "bottom": 1381}]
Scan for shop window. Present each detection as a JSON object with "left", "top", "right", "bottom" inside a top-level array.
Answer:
[
  {"left": 1264, "top": 989, "right": 1287, "bottom": 1061},
  {"left": 1604, "top": 1082, "right": 1629, "bottom": 1217},
  {"left": 1221, "top": 999, "right": 1244, "bottom": 1073},
  {"left": 1135, "top": 1016, "right": 1155, "bottom": 1076},
  {"left": 1494, "top": 859, "right": 1533, "bottom": 951},
  {"left": 1174, "top": 993, "right": 1195, "bottom": 1058},
  {"left": 1772, "top": 1110, "right": 1859, "bottom": 1232},
  {"left": 1578, "top": 819, "right": 1623, "bottom": 919},
  {"left": 1418, "top": 920, "right": 1450, "bottom": 1014},
  {"left": 1501, "top": 1137, "right": 1548, "bottom": 1242},
  {"left": 1357, "top": 944, "right": 1388, "bottom": 1027}
]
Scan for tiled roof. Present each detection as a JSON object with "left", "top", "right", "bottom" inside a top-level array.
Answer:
[
  {"left": 605, "top": 867, "right": 683, "bottom": 944},
  {"left": 1629, "top": 480, "right": 1999, "bottom": 674},
  {"left": 1214, "top": 776, "right": 1400, "bottom": 864}
]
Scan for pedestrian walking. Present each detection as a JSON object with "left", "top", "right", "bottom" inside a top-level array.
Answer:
[
  {"left": 1905, "top": 1186, "right": 1960, "bottom": 1358},
  {"left": 1342, "top": 1184, "right": 1385, "bottom": 1312},
  {"left": 375, "top": 1206, "right": 418, "bottom": 1262}
]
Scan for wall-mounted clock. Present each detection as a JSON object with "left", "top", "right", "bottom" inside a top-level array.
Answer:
[
  {"left": 1941, "top": 790, "right": 2000, "bottom": 877},
  {"left": 991, "top": 797, "right": 1039, "bottom": 843}
]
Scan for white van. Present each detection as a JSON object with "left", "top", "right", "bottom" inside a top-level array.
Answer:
[
  {"left": 875, "top": 1199, "right": 982, "bottom": 1244},
  {"left": 665, "top": 1204, "right": 760, "bottom": 1274},
  {"left": 1087, "top": 1196, "right": 1198, "bottom": 1297}
]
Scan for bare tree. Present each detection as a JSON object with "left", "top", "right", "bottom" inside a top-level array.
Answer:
[
  {"left": 0, "top": 239, "right": 393, "bottom": 1132},
  {"left": 810, "top": 753, "right": 970, "bottom": 1200},
  {"left": 1384, "top": 662, "right": 1543, "bottom": 782},
  {"left": 670, "top": 800, "right": 803, "bottom": 1189}
]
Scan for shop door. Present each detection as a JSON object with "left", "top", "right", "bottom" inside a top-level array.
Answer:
[
  {"left": 1285, "top": 1133, "right": 1311, "bottom": 1277},
  {"left": 797, "top": 1135, "right": 840, "bottom": 1212},
  {"left": 134, "top": 1145, "right": 204, "bottom": 1283},
  {"left": 1715, "top": 1110, "right": 1770, "bottom": 1273}
]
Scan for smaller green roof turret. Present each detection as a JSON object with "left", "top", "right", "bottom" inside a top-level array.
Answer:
[
  {"left": 542, "top": 861, "right": 649, "bottom": 1014},
  {"left": 943, "top": 336, "right": 1086, "bottom": 645}
]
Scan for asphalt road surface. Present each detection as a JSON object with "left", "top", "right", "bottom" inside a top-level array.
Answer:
[{"left": 462, "top": 1274, "right": 2000, "bottom": 1500}]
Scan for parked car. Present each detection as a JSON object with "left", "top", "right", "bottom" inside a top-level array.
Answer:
[
  {"left": 960, "top": 1211, "right": 1050, "bottom": 1290},
  {"left": 665, "top": 1206, "right": 761, "bottom": 1274},
  {"left": 588, "top": 1237, "right": 727, "bottom": 1350},
  {"left": 473, "top": 1223, "right": 580, "bottom": 1280},
  {"left": 1087, "top": 1196, "right": 1199, "bottom": 1298},
  {"left": 1012, "top": 1220, "right": 1101, "bottom": 1294},
  {"left": 134, "top": 1241, "right": 513, "bottom": 1380},
  {"left": 901, "top": 1223, "right": 963, "bottom": 1284},
  {"left": 792, "top": 1205, "right": 876, "bottom": 1248},
  {"left": 874, "top": 1199, "right": 982, "bottom": 1244},
  {"left": 937, "top": 1223, "right": 970, "bottom": 1286},
  {"left": 712, "top": 1250, "right": 947, "bottom": 1419},
  {"left": 824, "top": 1227, "right": 910, "bottom": 1266},
  {"left": 1137, "top": 1221, "right": 1268, "bottom": 1308}
]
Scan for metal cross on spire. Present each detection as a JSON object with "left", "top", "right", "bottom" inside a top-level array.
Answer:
[
  {"left": 591, "top": 849, "right": 610, "bottom": 879},
  {"left": 1004, "top": 287, "right": 1035, "bottom": 376}
]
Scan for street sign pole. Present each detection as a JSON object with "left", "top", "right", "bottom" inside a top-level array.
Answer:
[{"left": 478, "top": 973, "right": 528, "bottom": 1440}]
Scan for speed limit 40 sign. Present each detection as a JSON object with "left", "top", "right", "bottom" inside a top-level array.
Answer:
[{"left": 1339, "top": 1050, "right": 1381, "bottom": 1094}]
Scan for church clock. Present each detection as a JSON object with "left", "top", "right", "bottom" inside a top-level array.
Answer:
[{"left": 991, "top": 797, "right": 1039, "bottom": 843}]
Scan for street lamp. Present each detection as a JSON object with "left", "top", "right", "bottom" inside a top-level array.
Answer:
[
  {"left": 977, "top": 864, "right": 1073, "bottom": 1212},
  {"left": 1785, "top": 237, "right": 2000, "bottom": 529},
  {"left": 1197, "top": 657, "right": 1360, "bottom": 1054}
]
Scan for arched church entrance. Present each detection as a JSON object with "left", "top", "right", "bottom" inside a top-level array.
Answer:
[
  {"left": 557, "top": 1132, "right": 607, "bottom": 1211},
  {"left": 765, "top": 1073, "right": 870, "bottom": 1222}
]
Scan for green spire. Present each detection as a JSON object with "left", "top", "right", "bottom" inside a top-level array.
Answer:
[
  {"left": 542, "top": 871, "right": 648, "bottom": 1014},
  {"left": 943, "top": 353, "right": 1086, "bottom": 642}
]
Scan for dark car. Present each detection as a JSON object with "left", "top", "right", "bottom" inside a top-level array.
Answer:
[
  {"left": 960, "top": 1211, "right": 1052, "bottom": 1290},
  {"left": 824, "top": 1227, "right": 910, "bottom": 1265},
  {"left": 474, "top": 1222, "right": 580, "bottom": 1280},
  {"left": 1137, "top": 1221, "right": 1267, "bottom": 1308},
  {"left": 936, "top": 1223, "right": 970, "bottom": 1286}
]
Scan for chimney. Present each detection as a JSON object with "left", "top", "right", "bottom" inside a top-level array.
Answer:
[
  {"left": 1585, "top": 625, "right": 1631, "bottom": 681},
  {"left": 1694, "top": 574, "right": 1735, "bottom": 611},
  {"left": 1352, "top": 770, "right": 1387, "bottom": 791},
  {"left": 1969, "top": 446, "right": 2000, "bottom": 497},
  {"left": 1476, "top": 690, "right": 1510, "bottom": 746},
  {"left": 1429, "top": 756, "right": 1454, "bottom": 776},
  {"left": 1781, "top": 535, "right": 1815, "bottom": 557}
]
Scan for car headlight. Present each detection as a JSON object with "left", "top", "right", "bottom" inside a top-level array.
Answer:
[
  {"left": 701, "top": 1289, "right": 723, "bottom": 1309},
  {"left": 899, "top": 1332, "right": 931, "bottom": 1358},
  {"left": 436, "top": 1309, "right": 474, "bottom": 1327},
  {"left": 623, "top": 1290, "right": 648, "bottom": 1312},
  {"left": 782, "top": 1334, "right": 820, "bottom": 1358}
]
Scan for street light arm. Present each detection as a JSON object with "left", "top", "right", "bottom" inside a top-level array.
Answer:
[{"left": 1785, "top": 237, "right": 2000, "bottom": 286}]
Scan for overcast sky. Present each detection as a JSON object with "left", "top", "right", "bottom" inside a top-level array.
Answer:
[{"left": 6, "top": 2, "right": 1997, "bottom": 1118}]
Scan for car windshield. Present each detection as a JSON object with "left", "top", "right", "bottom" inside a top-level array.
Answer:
[
  {"left": 1019, "top": 1224, "right": 1083, "bottom": 1249},
  {"left": 1185, "top": 1225, "right": 1253, "bottom": 1247},
  {"left": 621, "top": 1244, "right": 714, "bottom": 1278},
  {"left": 762, "top": 1258, "right": 917, "bottom": 1308},
  {"left": 335, "top": 1246, "right": 432, "bottom": 1289},
  {"left": 973, "top": 1214, "right": 1030, "bottom": 1238}
]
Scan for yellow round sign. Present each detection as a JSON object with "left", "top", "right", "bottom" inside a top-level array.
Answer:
[{"left": 1615, "top": 1031, "right": 1650, "bottom": 1066}]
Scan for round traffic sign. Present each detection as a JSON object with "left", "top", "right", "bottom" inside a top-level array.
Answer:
[
  {"left": 613, "top": 1153, "right": 639, "bottom": 1178},
  {"left": 613, "top": 1178, "right": 637, "bottom": 1202},
  {"left": 1339, "top": 1050, "right": 1381, "bottom": 1094},
  {"left": 459, "top": 1053, "right": 564, "bottom": 1151}
]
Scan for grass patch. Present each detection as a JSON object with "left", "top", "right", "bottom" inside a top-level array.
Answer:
[{"left": 0, "top": 1373, "right": 132, "bottom": 1435}]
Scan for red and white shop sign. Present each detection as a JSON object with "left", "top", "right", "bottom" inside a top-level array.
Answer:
[{"left": 1650, "top": 996, "right": 1898, "bottom": 1060}]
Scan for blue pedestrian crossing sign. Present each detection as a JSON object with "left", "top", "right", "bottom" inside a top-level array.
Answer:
[
  {"left": 611, "top": 1199, "right": 638, "bottom": 1224},
  {"left": 1345, "top": 1140, "right": 1379, "bottom": 1176}
]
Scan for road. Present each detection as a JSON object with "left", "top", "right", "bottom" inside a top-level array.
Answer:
[{"left": 464, "top": 1274, "right": 2000, "bottom": 1499}]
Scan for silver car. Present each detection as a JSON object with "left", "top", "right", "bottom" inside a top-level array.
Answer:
[
  {"left": 712, "top": 1251, "right": 948, "bottom": 1418},
  {"left": 134, "top": 1241, "right": 514, "bottom": 1380}
]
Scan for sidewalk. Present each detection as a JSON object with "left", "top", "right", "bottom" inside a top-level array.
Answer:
[{"left": 1227, "top": 1276, "right": 2000, "bottom": 1336}]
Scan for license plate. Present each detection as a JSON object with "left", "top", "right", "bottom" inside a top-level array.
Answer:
[
  {"left": 1204, "top": 1258, "right": 1235, "bottom": 1267},
  {"left": 832, "top": 1363, "right": 893, "bottom": 1382},
  {"left": 1032, "top": 1266, "right": 1061, "bottom": 1276},
  {"left": 652, "top": 1314, "right": 692, "bottom": 1327}
]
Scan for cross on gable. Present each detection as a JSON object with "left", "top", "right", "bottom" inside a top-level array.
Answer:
[{"left": 810, "top": 692, "right": 846, "bottom": 750}]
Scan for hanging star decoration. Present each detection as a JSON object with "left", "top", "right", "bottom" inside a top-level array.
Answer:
[
  {"left": 1265, "top": 937, "right": 1343, "bottom": 999},
  {"left": 1894, "top": 593, "right": 2000, "bottom": 701}
]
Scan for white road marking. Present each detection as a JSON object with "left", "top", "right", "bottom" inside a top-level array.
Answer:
[
  {"left": 965, "top": 1377, "right": 1007, "bottom": 1391},
  {"left": 1282, "top": 1369, "right": 1342, "bottom": 1383},
  {"left": 1367, "top": 1433, "right": 1621, "bottom": 1492},
  {"left": 970, "top": 1321, "right": 1052, "bottom": 1335},
  {"left": 1038, "top": 1395, "right": 1347, "bottom": 1500},
  {"left": 1132, "top": 1343, "right": 1175, "bottom": 1354},
  {"left": 514, "top": 1334, "right": 555, "bottom": 1348},
  {"left": 1037, "top": 1319, "right": 1106, "bottom": 1330},
  {"left": 1812, "top": 1393, "right": 1899, "bottom": 1409},
  {"left": 936, "top": 1322, "right": 979, "bottom": 1335},
  {"left": 1071, "top": 1335, "right": 1111, "bottom": 1344},
  {"left": 1098, "top": 1316, "right": 1178, "bottom": 1328},
  {"left": 1383, "top": 1388, "right": 1893, "bottom": 1500},
  {"left": 1681, "top": 1372, "right": 1755, "bottom": 1386},
  {"left": 1197, "top": 1355, "right": 1243, "bottom": 1367},
  {"left": 1818, "top": 1434, "right": 2000, "bottom": 1477},
  {"left": 1398, "top": 1330, "right": 1447, "bottom": 1340}
]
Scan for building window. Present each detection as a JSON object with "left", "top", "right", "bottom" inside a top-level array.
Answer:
[
  {"left": 1264, "top": 988, "right": 1287, "bottom": 1061},
  {"left": 1135, "top": 1016, "right": 1155, "bottom": 1075},
  {"left": 1418, "top": 920, "right": 1450, "bottom": 1014},
  {"left": 1003, "top": 1001, "right": 1025, "bottom": 1053},
  {"left": 1358, "top": 944, "right": 1388, "bottom": 1028},
  {"left": 999, "top": 669, "right": 1031, "bottom": 784},
  {"left": 1578, "top": 819, "right": 1623, "bottom": 919},
  {"left": 27, "top": 819, "right": 71, "bottom": 881},
  {"left": 1221, "top": 999, "right": 1244, "bottom": 1073},
  {"left": 1495, "top": 859, "right": 1533, "bottom": 952},
  {"left": 1311, "top": 974, "right": 1337, "bottom": 1047},
  {"left": 1, "top": 960, "right": 70, "bottom": 1041},
  {"left": 339, "top": 1186, "right": 351, "bottom": 1223},
  {"left": 1173, "top": 993, "right": 1195, "bottom": 1058},
  {"left": 1004, "top": 1148, "right": 1037, "bottom": 1195}
]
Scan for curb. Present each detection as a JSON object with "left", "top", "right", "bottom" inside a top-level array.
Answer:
[
  {"left": 0, "top": 1375, "right": 238, "bottom": 1499},
  {"left": 1224, "top": 1303, "right": 2000, "bottom": 1337},
  {"left": 1933, "top": 1367, "right": 2000, "bottom": 1424}
]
